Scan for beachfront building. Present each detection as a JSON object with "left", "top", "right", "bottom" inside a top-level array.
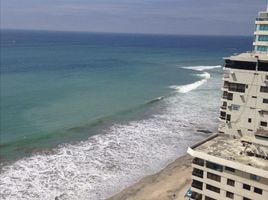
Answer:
[
  {"left": 218, "top": 52, "right": 268, "bottom": 137},
  {"left": 186, "top": 6, "right": 268, "bottom": 200},
  {"left": 187, "top": 134, "right": 268, "bottom": 200},
  {"left": 254, "top": 6, "right": 268, "bottom": 53},
  {"left": 218, "top": 6, "right": 268, "bottom": 137}
]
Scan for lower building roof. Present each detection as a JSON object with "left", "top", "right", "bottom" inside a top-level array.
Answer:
[{"left": 192, "top": 134, "right": 268, "bottom": 171}]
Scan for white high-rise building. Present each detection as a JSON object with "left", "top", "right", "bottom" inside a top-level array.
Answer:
[
  {"left": 253, "top": 6, "right": 268, "bottom": 53},
  {"left": 186, "top": 6, "right": 268, "bottom": 200}
]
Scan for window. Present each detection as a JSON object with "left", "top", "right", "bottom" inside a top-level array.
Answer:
[
  {"left": 252, "top": 96, "right": 257, "bottom": 98},
  {"left": 260, "top": 86, "right": 268, "bottom": 93},
  {"left": 248, "top": 118, "right": 252, "bottom": 123},
  {"left": 259, "top": 24, "right": 268, "bottom": 30},
  {"left": 205, "top": 196, "right": 216, "bottom": 200},
  {"left": 192, "top": 180, "right": 203, "bottom": 190},
  {"left": 191, "top": 191, "right": 202, "bottom": 200},
  {"left": 260, "top": 121, "right": 267, "bottom": 127},
  {"left": 258, "top": 35, "right": 268, "bottom": 41},
  {"left": 231, "top": 104, "right": 240, "bottom": 111},
  {"left": 206, "top": 161, "right": 223, "bottom": 172},
  {"left": 263, "top": 98, "right": 268, "bottom": 104},
  {"left": 226, "top": 191, "right": 234, "bottom": 199},
  {"left": 226, "top": 114, "right": 231, "bottom": 122},
  {"left": 227, "top": 93, "right": 233, "bottom": 100},
  {"left": 227, "top": 179, "right": 235, "bottom": 186},
  {"left": 192, "top": 168, "right": 204, "bottom": 178},
  {"left": 254, "top": 187, "right": 263, "bottom": 195},
  {"left": 228, "top": 83, "right": 246, "bottom": 93},
  {"left": 243, "top": 198, "right": 251, "bottom": 200},
  {"left": 257, "top": 46, "right": 268, "bottom": 52},
  {"left": 250, "top": 174, "right": 260, "bottom": 181},
  {"left": 206, "top": 184, "right": 220, "bottom": 193},
  {"left": 225, "top": 166, "right": 235, "bottom": 172},
  {"left": 243, "top": 184, "right": 250, "bottom": 191},
  {"left": 220, "top": 111, "right": 226, "bottom": 119},
  {"left": 207, "top": 172, "right": 221, "bottom": 182},
  {"left": 193, "top": 158, "right": 204, "bottom": 166}
]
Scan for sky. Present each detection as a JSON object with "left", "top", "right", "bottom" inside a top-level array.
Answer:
[{"left": 1, "top": 0, "right": 268, "bottom": 35}]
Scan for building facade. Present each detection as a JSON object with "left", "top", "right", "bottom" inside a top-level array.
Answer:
[
  {"left": 186, "top": 6, "right": 268, "bottom": 200},
  {"left": 254, "top": 6, "right": 268, "bottom": 52},
  {"left": 218, "top": 6, "right": 268, "bottom": 137}
]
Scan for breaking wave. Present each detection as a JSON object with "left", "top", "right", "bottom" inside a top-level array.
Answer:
[
  {"left": 169, "top": 71, "right": 211, "bottom": 93},
  {"left": 182, "top": 65, "right": 222, "bottom": 71}
]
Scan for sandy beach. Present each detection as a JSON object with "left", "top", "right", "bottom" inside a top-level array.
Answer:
[{"left": 107, "top": 154, "right": 192, "bottom": 200}]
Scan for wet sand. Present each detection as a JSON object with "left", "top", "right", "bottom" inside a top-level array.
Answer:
[{"left": 106, "top": 154, "right": 192, "bottom": 200}]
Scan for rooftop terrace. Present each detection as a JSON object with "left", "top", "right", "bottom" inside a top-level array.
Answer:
[{"left": 194, "top": 134, "right": 268, "bottom": 171}]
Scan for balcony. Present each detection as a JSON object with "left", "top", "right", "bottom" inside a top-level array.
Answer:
[
  {"left": 220, "top": 105, "right": 227, "bottom": 110},
  {"left": 193, "top": 158, "right": 204, "bottom": 166},
  {"left": 192, "top": 168, "right": 204, "bottom": 178},
  {"left": 255, "top": 129, "right": 268, "bottom": 139},
  {"left": 256, "top": 17, "right": 268, "bottom": 21},
  {"left": 192, "top": 180, "right": 203, "bottom": 190}
]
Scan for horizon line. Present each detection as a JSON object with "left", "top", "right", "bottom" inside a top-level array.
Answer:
[{"left": 1, "top": 28, "right": 253, "bottom": 38}]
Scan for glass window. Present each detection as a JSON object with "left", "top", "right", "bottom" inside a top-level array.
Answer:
[
  {"left": 228, "top": 83, "right": 246, "bottom": 93},
  {"left": 191, "top": 191, "right": 202, "bottom": 200},
  {"left": 192, "top": 180, "right": 203, "bottom": 190},
  {"left": 226, "top": 114, "right": 231, "bottom": 122},
  {"left": 207, "top": 172, "right": 221, "bottom": 182},
  {"left": 193, "top": 157, "right": 204, "bottom": 166},
  {"left": 254, "top": 187, "right": 263, "bottom": 195},
  {"left": 227, "top": 179, "right": 235, "bottom": 186},
  {"left": 250, "top": 174, "right": 260, "bottom": 181},
  {"left": 260, "top": 121, "right": 267, "bottom": 127},
  {"left": 257, "top": 46, "right": 268, "bottom": 52},
  {"left": 205, "top": 196, "right": 216, "bottom": 200},
  {"left": 243, "top": 184, "right": 250, "bottom": 191},
  {"left": 225, "top": 166, "right": 235, "bottom": 172},
  {"left": 206, "top": 184, "right": 220, "bottom": 193},
  {"left": 263, "top": 98, "right": 268, "bottom": 104},
  {"left": 206, "top": 161, "right": 223, "bottom": 172},
  {"left": 260, "top": 86, "right": 268, "bottom": 93},
  {"left": 226, "top": 191, "right": 234, "bottom": 199},
  {"left": 192, "top": 168, "right": 204, "bottom": 178},
  {"left": 258, "top": 35, "right": 268, "bottom": 41},
  {"left": 259, "top": 24, "right": 268, "bottom": 30}
]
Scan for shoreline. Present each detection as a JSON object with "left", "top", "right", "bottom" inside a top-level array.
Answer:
[
  {"left": 106, "top": 134, "right": 218, "bottom": 200},
  {"left": 106, "top": 153, "right": 192, "bottom": 200}
]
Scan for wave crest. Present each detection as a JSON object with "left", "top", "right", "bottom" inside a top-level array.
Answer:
[
  {"left": 169, "top": 71, "right": 211, "bottom": 93},
  {"left": 182, "top": 65, "right": 222, "bottom": 71}
]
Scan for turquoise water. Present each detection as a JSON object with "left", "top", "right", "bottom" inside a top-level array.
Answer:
[
  {"left": 1, "top": 31, "right": 251, "bottom": 161},
  {"left": 0, "top": 30, "right": 252, "bottom": 199}
]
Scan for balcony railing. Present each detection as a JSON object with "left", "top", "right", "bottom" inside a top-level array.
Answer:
[
  {"left": 192, "top": 171, "right": 204, "bottom": 178},
  {"left": 220, "top": 106, "right": 227, "bottom": 110},
  {"left": 255, "top": 129, "right": 268, "bottom": 139},
  {"left": 256, "top": 18, "right": 268, "bottom": 21},
  {"left": 192, "top": 182, "right": 203, "bottom": 190},
  {"left": 193, "top": 158, "right": 204, "bottom": 166}
]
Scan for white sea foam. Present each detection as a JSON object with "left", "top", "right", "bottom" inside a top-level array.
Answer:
[
  {"left": 0, "top": 72, "right": 221, "bottom": 200},
  {"left": 169, "top": 72, "right": 211, "bottom": 93},
  {"left": 182, "top": 65, "right": 222, "bottom": 71}
]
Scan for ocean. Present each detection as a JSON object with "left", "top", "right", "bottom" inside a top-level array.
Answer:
[{"left": 0, "top": 30, "right": 252, "bottom": 199}]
